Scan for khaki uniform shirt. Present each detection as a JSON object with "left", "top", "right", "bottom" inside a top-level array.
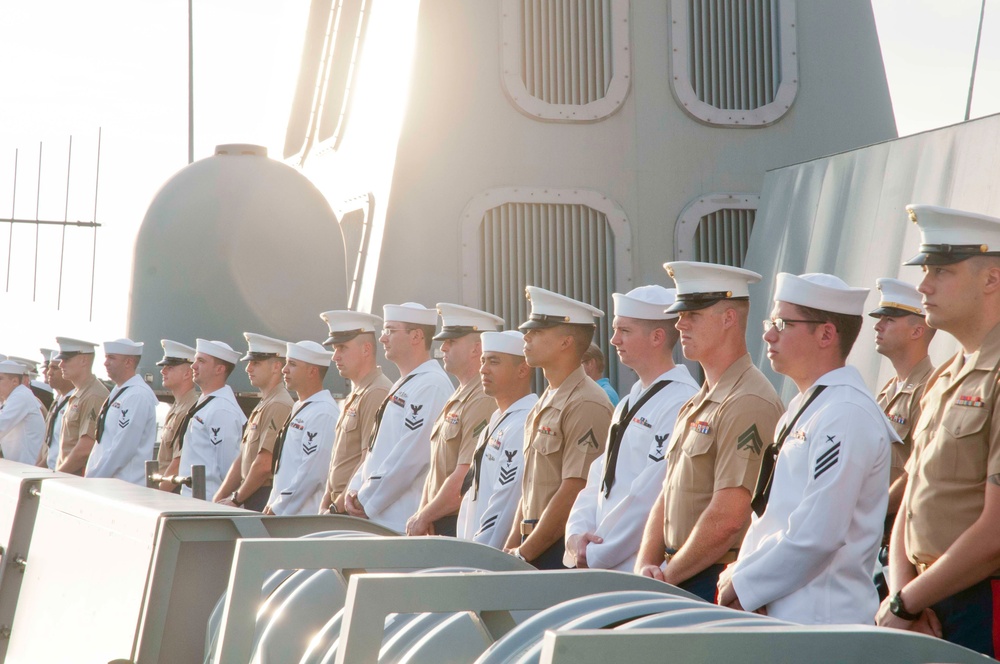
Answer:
[
  {"left": 240, "top": 386, "right": 294, "bottom": 486},
  {"left": 903, "top": 322, "right": 1000, "bottom": 574},
  {"left": 876, "top": 356, "right": 934, "bottom": 485},
  {"left": 158, "top": 388, "right": 199, "bottom": 473},
  {"left": 520, "top": 366, "right": 613, "bottom": 522},
  {"left": 662, "top": 354, "right": 783, "bottom": 561},
  {"left": 326, "top": 367, "right": 392, "bottom": 505},
  {"left": 58, "top": 375, "right": 110, "bottom": 475},
  {"left": 422, "top": 379, "right": 497, "bottom": 516}
]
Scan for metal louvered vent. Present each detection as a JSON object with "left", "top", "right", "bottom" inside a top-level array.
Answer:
[
  {"left": 669, "top": 0, "right": 796, "bottom": 126},
  {"left": 693, "top": 208, "right": 756, "bottom": 267},
  {"left": 501, "top": 0, "right": 631, "bottom": 121},
  {"left": 479, "top": 202, "right": 618, "bottom": 384}
]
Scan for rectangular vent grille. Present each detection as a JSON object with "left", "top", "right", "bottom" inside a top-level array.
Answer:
[
  {"left": 694, "top": 208, "right": 756, "bottom": 267},
  {"left": 688, "top": 0, "right": 780, "bottom": 111}
]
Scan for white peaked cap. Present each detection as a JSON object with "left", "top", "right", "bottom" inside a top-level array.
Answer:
[
  {"left": 869, "top": 278, "right": 924, "bottom": 317},
  {"left": 103, "top": 338, "right": 144, "bottom": 356},
  {"left": 904, "top": 204, "right": 1000, "bottom": 266},
  {"left": 775, "top": 273, "right": 870, "bottom": 316},
  {"left": 286, "top": 340, "right": 333, "bottom": 366},
  {"left": 9, "top": 356, "right": 39, "bottom": 373},
  {"left": 0, "top": 360, "right": 27, "bottom": 375},
  {"left": 320, "top": 310, "right": 383, "bottom": 345},
  {"left": 158, "top": 339, "right": 196, "bottom": 366},
  {"left": 195, "top": 339, "right": 241, "bottom": 365},
  {"left": 434, "top": 303, "right": 505, "bottom": 340},
  {"left": 519, "top": 286, "right": 604, "bottom": 330},
  {"left": 663, "top": 261, "right": 762, "bottom": 312},
  {"left": 241, "top": 332, "right": 288, "bottom": 361},
  {"left": 55, "top": 337, "right": 98, "bottom": 359},
  {"left": 383, "top": 302, "right": 438, "bottom": 326},
  {"left": 481, "top": 331, "right": 526, "bottom": 356},
  {"left": 40, "top": 348, "right": 57, "bottom": 364},
  {"left": 613, "top": 285, "right": 679, "bottom": 320}
]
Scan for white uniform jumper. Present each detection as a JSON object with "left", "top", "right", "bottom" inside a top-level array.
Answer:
[
  {"left": 565, "top": 366, "right": 700, "bottom": 571},
  {"left": 85, "top": 375, "right": 159, "bottom": 484},
  {"left": 0, "top": 384, "right": 45, "bottom": 464},
  {"left": 267, "top": 390, "right": 340, "bottom": 515},
  {"left": 178, "top": 385, "right": 247, "bottom": 500},
  {"left": 348, "top": 360, "right": 453, "bottom": 532},
  {"left": 457, "top": 393, "right": 539, "bottom": 548},
  {"left": 732, "top": 366, "right": 895, "bottom": 624}
]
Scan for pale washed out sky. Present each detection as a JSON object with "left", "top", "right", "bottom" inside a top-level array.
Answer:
[{"left": 0, "top": 0, "right": 996, "bottom": 362}]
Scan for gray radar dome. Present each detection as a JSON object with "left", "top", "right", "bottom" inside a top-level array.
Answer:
[{"left": 128, "top": 144, "right": 347, "bottom": 392}]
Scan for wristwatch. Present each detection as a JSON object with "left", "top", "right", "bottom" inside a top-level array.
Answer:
[
  {"left": 230, "top": 490, "right": 244, "bottom": 507},
  {"left": 889, "top": 590, "right": 920, "bottom": 621}
]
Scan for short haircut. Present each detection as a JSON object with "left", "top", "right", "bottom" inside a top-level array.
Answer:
[
  {"left": 582, "top": 343, "right": 605, "bottom": 372},
  {"left": 219, "top": 359, "right": 236, "bottom": 380},
  {"left": 410, "top": 324, "right": 436, "bottom": 350},
  {"left": 793, "top": 303, "right": 863, "bottom": 360},
  {"left": 316, "top": 363, "right": 329, "bottom": 380},
  {"left": 563, "top": 324, "right": 596, "bottom": 358}
]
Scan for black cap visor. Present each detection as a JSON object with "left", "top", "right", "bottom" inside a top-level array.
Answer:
[
  {"left": 518, "top": 313, "right": 571, "bottom": 331},
  {"left": 432, "top": 326, "right": 482, "bottom": 341},
  {"left": 867, "top": 305, "right": 923, "bottom": 319},
  {"left": 903, "top": 244, "right": 999, "bottom": 266},
  {"left": 322, "top": 328, "right": 367, "bottom": 347},
  {"left": 241, "top": 351, "right": 281, "bottom": 362},
  {"left": 665, "top": 292, "right": 746, "bottom": 314},
  {"left": 156, "top": 357, "right": 192, "bottom": 367}
]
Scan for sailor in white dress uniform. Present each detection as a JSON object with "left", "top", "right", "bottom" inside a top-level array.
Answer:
[{"left": 0, "top": 360, "right": 45, "bottom": 464}]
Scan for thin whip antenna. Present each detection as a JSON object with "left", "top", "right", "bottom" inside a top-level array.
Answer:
[{"left": 58, "top": 136, "right": 72, "bottom": 309}]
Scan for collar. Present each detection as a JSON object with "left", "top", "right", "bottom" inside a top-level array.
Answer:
[
  {"left": 545, "top": 365, "right": 589, "bottom": 409},
  {"left": 501, "top": 392, "right": 540, "bottom": 416},
  {"left": 351, "top": 366, "right": 385, "bottom": 393},
  {"left": 791, "top": 366, "right": 871, "bottom": 409},
  {"left": 76, "top": 374, "right": 102, "bottom": 394},
  {"left": 899, "top": 356, "right": 934, "bottom": 392},
  {"left": 258, "top": 385, "right": 291, "bottom": 406},
  {"left": 116, "top": 374, "right": 146, "bottom": 391},
  {"left": 635, "top": 365, "right": 700, "bottom": 396},
  {"left": 452, "top": 377, "right": 485, "bottom": 403},
  {"left": 297, "top": 389, "right": 335, "bottom": 407},
  {"left": 703, "top": 353, "right": 754, "bottom": 404},
  {"left": 200, "top": 384, "right": 238, "bottom": 405}
]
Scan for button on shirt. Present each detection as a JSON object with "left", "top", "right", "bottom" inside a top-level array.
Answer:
[
  {"left": 178, "top": 385, "right": 247, "bottom": 499},
  {"left": 662, "top": 354, "right": 782, "bottom": 559},
  {"left": 422, "top": 379, "right": 497, "bottom": 516},
  {"left": 904, "top": 321, "right": 1000, "bottom": 575},
  {"left": 267, "top": 390, "right": 339, "bottom": 515},
  {"left": 520, "top": 366, "right": 613, "bottom": 523},
  {"left": 326, "top": 368, "right": 392, "bottom": 507},
  {"left": 157, "top": 388, "right": 198, "bottom": 474},
  {"left": 58, "top": 375, "right": 110, "bottom": 475},
  {"left": 85, "top": 375, "right": 159, "bottom": 484},
  {"left": 457, "top": 393, "right": 539, "bottom": 548},
  {"left": 732, "top": 366, "right": 895, "bottom": 624},
  {"left": 565, "top": 366, "right": 700, "bottom": 571},
  {"left": 876, "top": 355, "right": 934, "bottom": 485},
  {"left": 241, "top": 386, "right": 293, "bottom": 487},
  {"left": 347, "top": 360, "right": 453, "bottom": 532},
  {"left": 0, "top": 384, "right": 45, "bottom": 464}
]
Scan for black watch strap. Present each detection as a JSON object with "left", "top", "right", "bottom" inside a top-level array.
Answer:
[{"left": 889, "top": 590, "right": 920, "bottom": 621}]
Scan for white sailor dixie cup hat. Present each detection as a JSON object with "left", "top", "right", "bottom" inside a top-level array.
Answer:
[
  {"left": 103, "top": 338, "right": 144, "bottom": 356},
  {"left": 613, "top": 285, "right": 680, "bottom": 320},
  {"left": 9, "top": 357, "right": 39, "bottom": 375},
  {"left": 869, "top": 278, "right": 924, "bottom": 318},
  {"left": 775, "top": 273, "right": 870, "bottom": 316},
  {"left": 320, "top": 310, "right": 383, "bottom": 346},
  {"left": 519, "top": 286, "right": 604, "bottom": 330},
  {"left": 157, "top": 339, "right": 196, "bottom": 366},
  {"left": 904, "top": 204, "right": 1000, "bottom": 266},
  {"left": 481, "top": 330, "right": 526, "bottom": 356},
  {"left": 663, "top": 261, "right": 761, "bottom": 313},
  {"left": 433, "top": 303, "right": 505, "bottom": 340},
  {"left": 54, "top": 337, "right": 98, "bottom": 360},
  {"left": 241, "top": 333, "right": 288, "bottom": 362},
  {"left": 195, "top": 339, "right": 241, "bottom": 365},
  {"left": 286, "top": 340, "right": 333, "bottom": 366},
  {"left": 383, "top": 302, "right": 438, "bottom": 326},
  {"left": 0, "top": 360, "right": 27, "bottom": 375}
]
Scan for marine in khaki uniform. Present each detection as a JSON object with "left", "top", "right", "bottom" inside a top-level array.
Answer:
[
  {"left": 214, "top": 333, "right": 293, "bottom": 512},
  {"left": 869, "top": 278, "right": 935, "bottom": 522},
  {"left": 406, "top": 304, "right": 502, "bottom": 537},
  {"left": 54, "top": 337, "right": 110, "bottom": 476},
  {"left": 154, "top": 340, "right": 198, "bottom": 492},
  {"left": 318, "top": 310, "right": 392, "bottom": 514},
  {"left": 877, "top": 205, "right": 1000, "bottom": 659},
  {"left": 503, "top": 286, "right": 613, "bottom": 569},
  {"left": 635, "top": 262, "right": 782, "bottom": 602}
]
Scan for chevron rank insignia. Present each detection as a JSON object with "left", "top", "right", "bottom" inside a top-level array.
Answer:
[
  {"left": 577, "top": 429, "right": 599, "bottom": 449},
  {"left": 736, "top": 424, "right": 763, "bottom": 456},
  {"left": 498, "top": 465, "right": 517, "bottom": 485},
  {"left": 302, "top": 431, "right": 319, "bottom": 455},
  {"left": 405, "top": 404, "right": 425, "bottom": 430},
  {"left": 648, "top": 433, "right": 669, "bottom": 462},
  {"left": 814, "top": 436, "right": 841, "bottom": 479},
  {"left": 472, "top": 420, "right": 487, "bottom": 438},
  {"left": 210, "top": 427, "right": 222, "bottom": 446}
]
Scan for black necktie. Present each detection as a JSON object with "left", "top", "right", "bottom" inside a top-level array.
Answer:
[
  {"left": 95, "top": 386, "right": 131, "bottom": 443},
  {"left": 750, "top": 385, "right": 827, "bottom": 517},
  {"left": 175, "top": 396, "right": 215, "bottom": 451},
  {"left": 271, "top": 401, "right": 315, "bottom": 474},
  {"left": 601, "top": 380, "right": 673, "bottom": 497},
  {"left": 45, "top": 395, "right": 70, "bottom": 447},
  {"left": 462, "top": 411, "right": 512, "bottom": 499},
  {"left": 367, "top": 374, "right": 417, "bottom": 452}
]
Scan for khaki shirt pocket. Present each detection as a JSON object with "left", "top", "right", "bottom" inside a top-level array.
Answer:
[
  {"left": 678, "top": 431, "right": 715, "bottom": 490},
  {"left": 442, "top": 421, "right": 461, "bottom": 441},
  {"left": 936, "top": 405, "right": 989, "bottom": 482},
  {"left": 340, "top": 410, "right": 359, "bottom": 432}
]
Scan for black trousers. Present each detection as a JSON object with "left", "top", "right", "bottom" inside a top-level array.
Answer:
[
  {"left": 931, "top": 577, "right": 998, "bottom": 658},
  {"left": 433, "top": 514, "right": 458, "bottom": 537}
]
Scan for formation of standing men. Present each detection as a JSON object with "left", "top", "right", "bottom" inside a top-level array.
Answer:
[{"left": 1, "top": 201, "right": 996, "bottom": 657}]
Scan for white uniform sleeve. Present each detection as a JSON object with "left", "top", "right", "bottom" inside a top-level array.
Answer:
[
  {"left": 0, "top": 390, "right": 32, "bottom": 438},
  {"left": 269, "top": 406, "right": 338, "bottom": 516},
  {"left": 473, "top": 429, "right": 525, "bottom": 549},
  {"left": 85, "top": 391, "right": 155, "bottom": 478},
  {"left": 731, "top": 407, "right": 882, "bottom": 612},
  {"left": 563, "top": 456, "right": 602, "bottom": 553},
  {"left": 358, "top": 381, "right": 449, "bottom": 517},
  {"left": 204, "top": 407, "right": 246, "bottom": 496}
]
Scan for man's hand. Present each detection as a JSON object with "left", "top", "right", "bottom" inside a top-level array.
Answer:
[
  {"left": 566, "top": 533, "right": 603, "bottom": 569},
  {"left": 876, "top": 595, "right": 921, "bottom": 631},
  {"left": 636, "top": 564, "right": 665, "bottom": 582},
  {"left": 344, "top": 490, "right": 369, "bottom": 519},
  {"left": 262, "top": 505, "right": 274, "bottom": 515},
  {"left": 216, "top": 498, "right": 238, "bottom": 507},
  {"left": 405, "top": 512, "right": 434, "bottom": 536},
  {"left": 716, "top": 563, "right": 741, "bottom": 609}
]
